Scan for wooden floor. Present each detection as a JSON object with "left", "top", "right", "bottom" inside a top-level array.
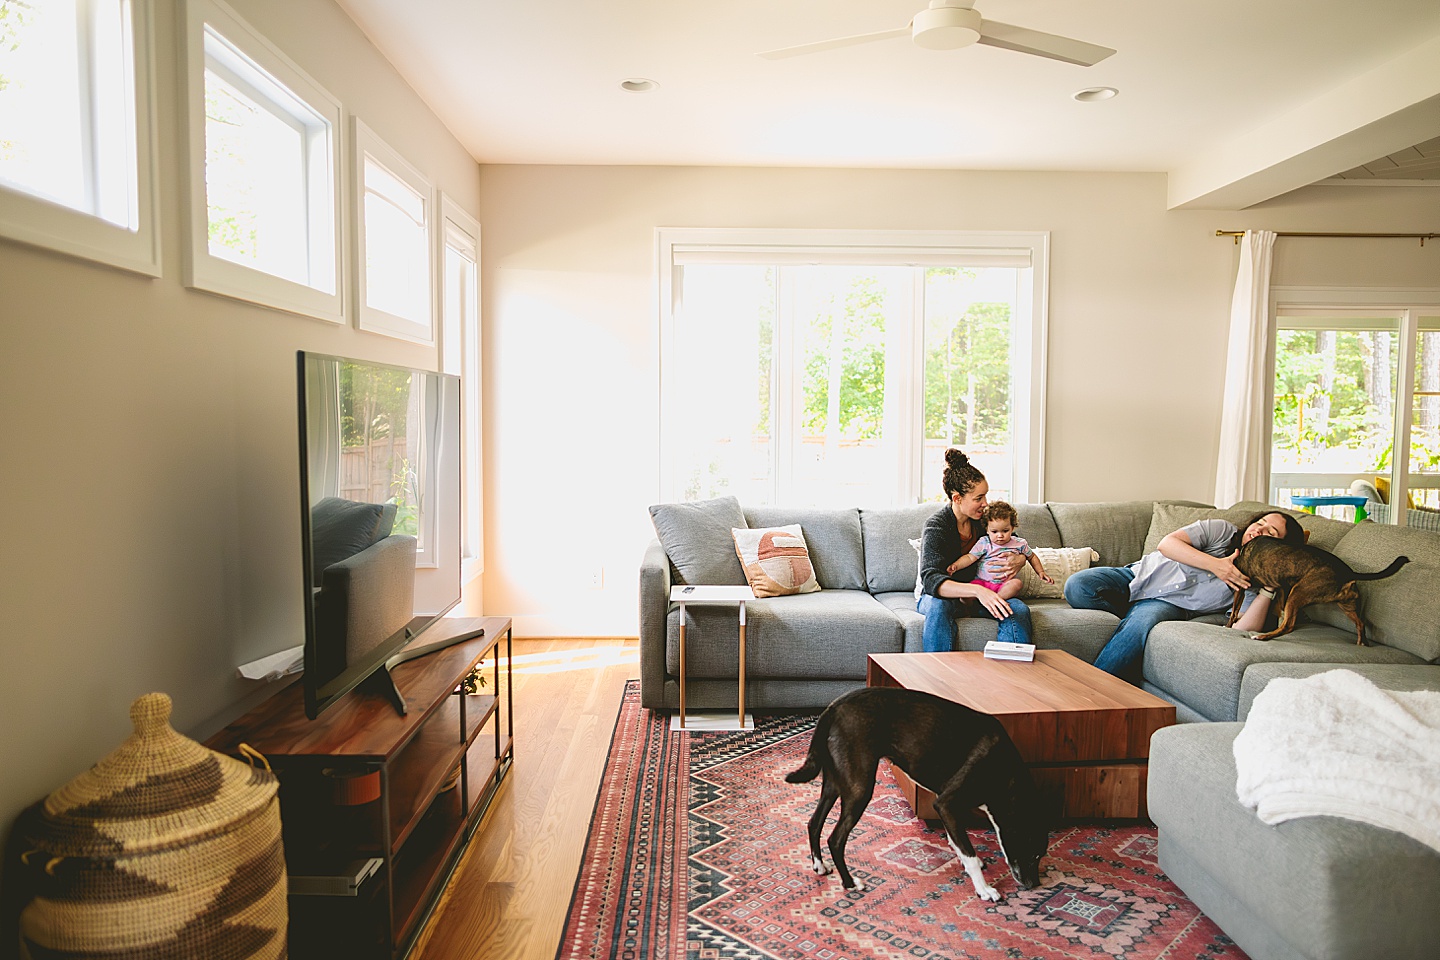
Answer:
[{"left": 410, "top": 637, "right": 638, "bottom": 960}]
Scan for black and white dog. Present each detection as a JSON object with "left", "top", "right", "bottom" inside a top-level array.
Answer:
[{"left": 786, "top": 686, "right": 1053, "bottom": 901}]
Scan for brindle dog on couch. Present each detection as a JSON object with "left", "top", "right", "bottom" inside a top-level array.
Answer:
[{"left": 1225, "top": 537, "right": 1409, "bottom": 645}]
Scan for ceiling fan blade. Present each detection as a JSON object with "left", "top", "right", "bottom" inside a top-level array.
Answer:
[
  {"left": 757, "top": 27, "right": 910, "bottom": 60},
  {"left": 976, "top": 20, "right": 1115, "bottom": 66}
]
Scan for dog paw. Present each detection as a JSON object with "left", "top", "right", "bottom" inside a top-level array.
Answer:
[
  {"left": 810, "top": 856, "right": 831, "bottom": 876},
  {"left": 976, "top": 884, "right": 1000, "bottom": 902},
  {"left": 844, "top": 878, "right": 866, "bottom": 893}
]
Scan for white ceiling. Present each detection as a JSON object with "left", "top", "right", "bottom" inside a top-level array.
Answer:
[{"left": 334, "top": 0, "right": 1440, "bottom": 208}]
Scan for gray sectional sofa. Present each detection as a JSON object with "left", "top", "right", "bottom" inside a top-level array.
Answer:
[
  {"left": 640, "top": 495, "right": 1440, "bottom": 717},
  {"left": 641, "top": 493, "right": 1440, "bottom": 960}
]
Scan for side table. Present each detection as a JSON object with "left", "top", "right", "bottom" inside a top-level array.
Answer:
[{"left": 670, "top": 585, "right": 756, "bottom": 731}]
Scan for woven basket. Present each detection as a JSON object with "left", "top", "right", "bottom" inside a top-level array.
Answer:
[{"left": 18, "top": 693, "right": 287, "bottom": 960}]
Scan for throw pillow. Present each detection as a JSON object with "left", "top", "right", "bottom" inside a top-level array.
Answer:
[
  {"left": 732, "top": 525, "right": 821, "bottom": 597},
  {"left": 1142, "top": 502, "right": 1262, "bottom": 555},
  {"left": 909, "top": 537, "right": 924, "bottom": 601},
  {"left": 649, "top": 497, "right": 749, "bottom": 586},
  {"left": 1018, "top": 547, "right": 1099, "bottom": 599}
]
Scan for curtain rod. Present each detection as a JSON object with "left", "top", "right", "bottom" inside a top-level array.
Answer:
[{"left": 1216, "top": 230, "right": 1436, "bottom": 246}]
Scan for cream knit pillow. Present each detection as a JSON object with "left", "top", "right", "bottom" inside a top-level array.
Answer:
[{"left": 1019, "top": 547, "right": 1099, "bottom": 599}]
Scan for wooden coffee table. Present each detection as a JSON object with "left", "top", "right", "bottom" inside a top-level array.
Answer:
[{"left": 867, "top": 650, "right": 1175, "bottom": 819}]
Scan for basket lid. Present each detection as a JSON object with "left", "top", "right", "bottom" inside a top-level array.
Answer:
[{"left": 32, "top": 693, "right": 278, "bottom": 858}]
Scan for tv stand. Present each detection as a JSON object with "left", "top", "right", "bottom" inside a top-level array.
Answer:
[
  {"left": 368, "top": 625, "right": 488, "bottom": 716},
  {"left": 207, "top": 616, "right": 512, "bottom": 960}
]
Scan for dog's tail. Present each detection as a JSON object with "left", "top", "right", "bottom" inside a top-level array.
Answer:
[
  {"left": 1351, "top": 556, "right": 1410, "bottom": 582},
  {"left": 784, "top": 709, "right": 834, "bottom": 783},
  {"left": 784, "top": 758, "right": 820, "bottom": 783}
]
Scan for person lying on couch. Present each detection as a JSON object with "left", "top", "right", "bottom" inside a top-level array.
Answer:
[
  {"left": 1064, "top": 510, "right": 1305, "bottom": 680},
  {"left": 917, "top": 448, "right": 1033, "bottom": 651}
]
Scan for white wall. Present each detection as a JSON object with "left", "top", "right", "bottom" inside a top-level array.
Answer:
[
  {"left": 476, "top": 166, "right": 1440, "bottom": 636},
  {"left": 0, "top": 0, "right": 479, "bottom": 836}
]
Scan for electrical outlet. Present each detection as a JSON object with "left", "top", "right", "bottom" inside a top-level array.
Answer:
[{"left": 588, "top": 566, "right": 604, "bottom": 589}]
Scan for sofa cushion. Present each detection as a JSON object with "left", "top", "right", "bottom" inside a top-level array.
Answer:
[
  {"left": 649, "top": 496, "right": 748, "bottom": 586},
  {"left": 1026, "top": 601, "right": 1117, "bottom": 662},
  {"left": 1317, "top": 522, "right": 1440, "bottom": 660},
  {"left": 859, "top": 504, "right": 935, "bottom": 593},
  {"left": 731, "top": 525, "right": 820, "bottom": 597},
  {"left": 1144, "top": 620, "right": 1425, "bottom": 722},
  {"left": 1048, "top": 500, "right": 1189, "bottom": 567},
  {"left": 1141, "top": 502, "right": 1269, "bottom": 555},
  {"left": 873, "top": 592, "right": 925, "bottom": 652},
  {"left": 745, "top": 506, "right": 866, "bottom": 590},
  {"left": 1013, "top": 503, "right": 1063, "bottom": 549},
  {"left": 1293, "top": 511, "right": 1354, "bottom": 552},
  {"left": 1149, "top": 722, "right": 1440, "bottom": 960},
  {"left": 666, "top": 589, "right": 901, "bottom": 680}
]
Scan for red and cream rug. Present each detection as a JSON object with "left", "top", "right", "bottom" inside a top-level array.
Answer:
[{"left": 556, "top": 682, "right": 1248, "bottom": 960}]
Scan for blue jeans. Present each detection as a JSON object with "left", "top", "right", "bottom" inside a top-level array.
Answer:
[
  {"left": 917, "top": 593, "right": 1033, "bottom": 652},
  {"left": 1063, "top": 566, "right": 1198, "bottom": 680}
]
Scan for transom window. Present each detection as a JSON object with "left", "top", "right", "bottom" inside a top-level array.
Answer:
[
  {"left": 354, "top": 118, "right": 433, "bottom": 343},
  {"left": 0, "top": 0, "right": 159, "bottom": 275},
  {"left": 203, "top": 28, "right": 329, "bottom": 287},
  {"left": 0, "top": 0, "right": 135, "bottom": 224},
  {"left": 180, "top": 0, "right": 342, "bottom": 320},
  {"left": 659, "top": 229, "right": 1048, "bottom": 507}
]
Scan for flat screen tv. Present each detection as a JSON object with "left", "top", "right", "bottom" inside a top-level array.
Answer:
[{"left": 296, "top": 351, "right": 478, "bottom": 718}]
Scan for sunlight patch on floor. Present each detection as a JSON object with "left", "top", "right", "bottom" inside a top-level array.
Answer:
[{"left": 500, "top": 645, "right": 639, "bottom": 675}]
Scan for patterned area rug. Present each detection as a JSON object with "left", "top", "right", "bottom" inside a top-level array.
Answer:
[{"left": 557, "top": 682, "right": 1248, "bottom": 960}]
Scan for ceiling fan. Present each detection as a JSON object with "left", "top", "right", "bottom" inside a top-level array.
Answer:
[{"left": 757, "top": 0, "right": 1116, "bottom": 66}]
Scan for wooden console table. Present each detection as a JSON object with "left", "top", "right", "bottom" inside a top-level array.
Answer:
[{"left": 207, "top": 616, "right": 513, "bottom": 960}]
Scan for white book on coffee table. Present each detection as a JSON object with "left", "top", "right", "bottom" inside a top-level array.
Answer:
[{"left": 984, "top": 640, "right": 1036, "bottom": 662}]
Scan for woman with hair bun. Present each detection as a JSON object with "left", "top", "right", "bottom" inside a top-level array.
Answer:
[{"left": 916, "top": 448, "right": 1034, "bottom": 651}]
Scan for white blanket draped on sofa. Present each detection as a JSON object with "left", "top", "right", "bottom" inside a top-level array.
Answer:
[{"left": 1233, "top": 669, "right": 1440, "bottom": 853}]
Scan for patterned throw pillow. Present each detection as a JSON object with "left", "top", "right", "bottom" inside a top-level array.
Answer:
[
  {"left": 732, "top": 525, "right": 821, "bottom": 598},
  {"left": 909, "top": 537, "right": 924, "bottom": 600},
  {"left": 1019, "top": 547, "right": 1100, "bottom": 599}
]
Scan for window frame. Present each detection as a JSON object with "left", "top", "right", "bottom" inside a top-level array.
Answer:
[
  {"left": 0, "top": 0, "right": 161, "bottom": 277},
  {"left": 353, "top": 117, "right": 434, "bottom": 344},
  {"left": 438, "top": 193, "right": 483, "bottom": 575},
  {"left": 1268, "top": 285, "right": 1440, "bottom": 517},
  {"left": 178, "top": 0, "right": 344, "bottom": 322},
  {"left": 656, "top": 227, "right": 1049, "bottom": 505}
]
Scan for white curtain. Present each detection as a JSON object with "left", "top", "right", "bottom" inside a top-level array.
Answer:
[{"left": 1214, "top": 229, "right": 1277, "bottom": 508}]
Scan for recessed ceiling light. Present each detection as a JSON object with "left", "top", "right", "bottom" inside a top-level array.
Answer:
[
  {"left": 620, "top": 78, "right": 658, "bottom": 93},
  {"left": 1073, "top": 86, "right": 1118, "bottom": 102}
]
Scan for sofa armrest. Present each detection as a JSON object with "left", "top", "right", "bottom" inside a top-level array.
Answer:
[
  {"left": 315, "top": 534, "right": 417, "bottom": 679},
  {"left": 1238, "top": 662, "right": 1440, "bottom": 721},
  {"left": 639, "top": 540, "right": 673, "bottom": 708}
]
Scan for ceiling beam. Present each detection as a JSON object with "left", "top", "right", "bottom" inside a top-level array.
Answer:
[{"left": 1167, "top": 33, "right": 1440, "bottom": 210}]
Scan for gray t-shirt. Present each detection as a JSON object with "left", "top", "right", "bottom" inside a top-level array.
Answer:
[{"left": 1127, "top": 518, "right": 1254, "bottom": 613}]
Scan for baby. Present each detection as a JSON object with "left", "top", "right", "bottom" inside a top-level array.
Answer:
[{"left": 949, "top": 501, "right": 1052, "bottom": 601}]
